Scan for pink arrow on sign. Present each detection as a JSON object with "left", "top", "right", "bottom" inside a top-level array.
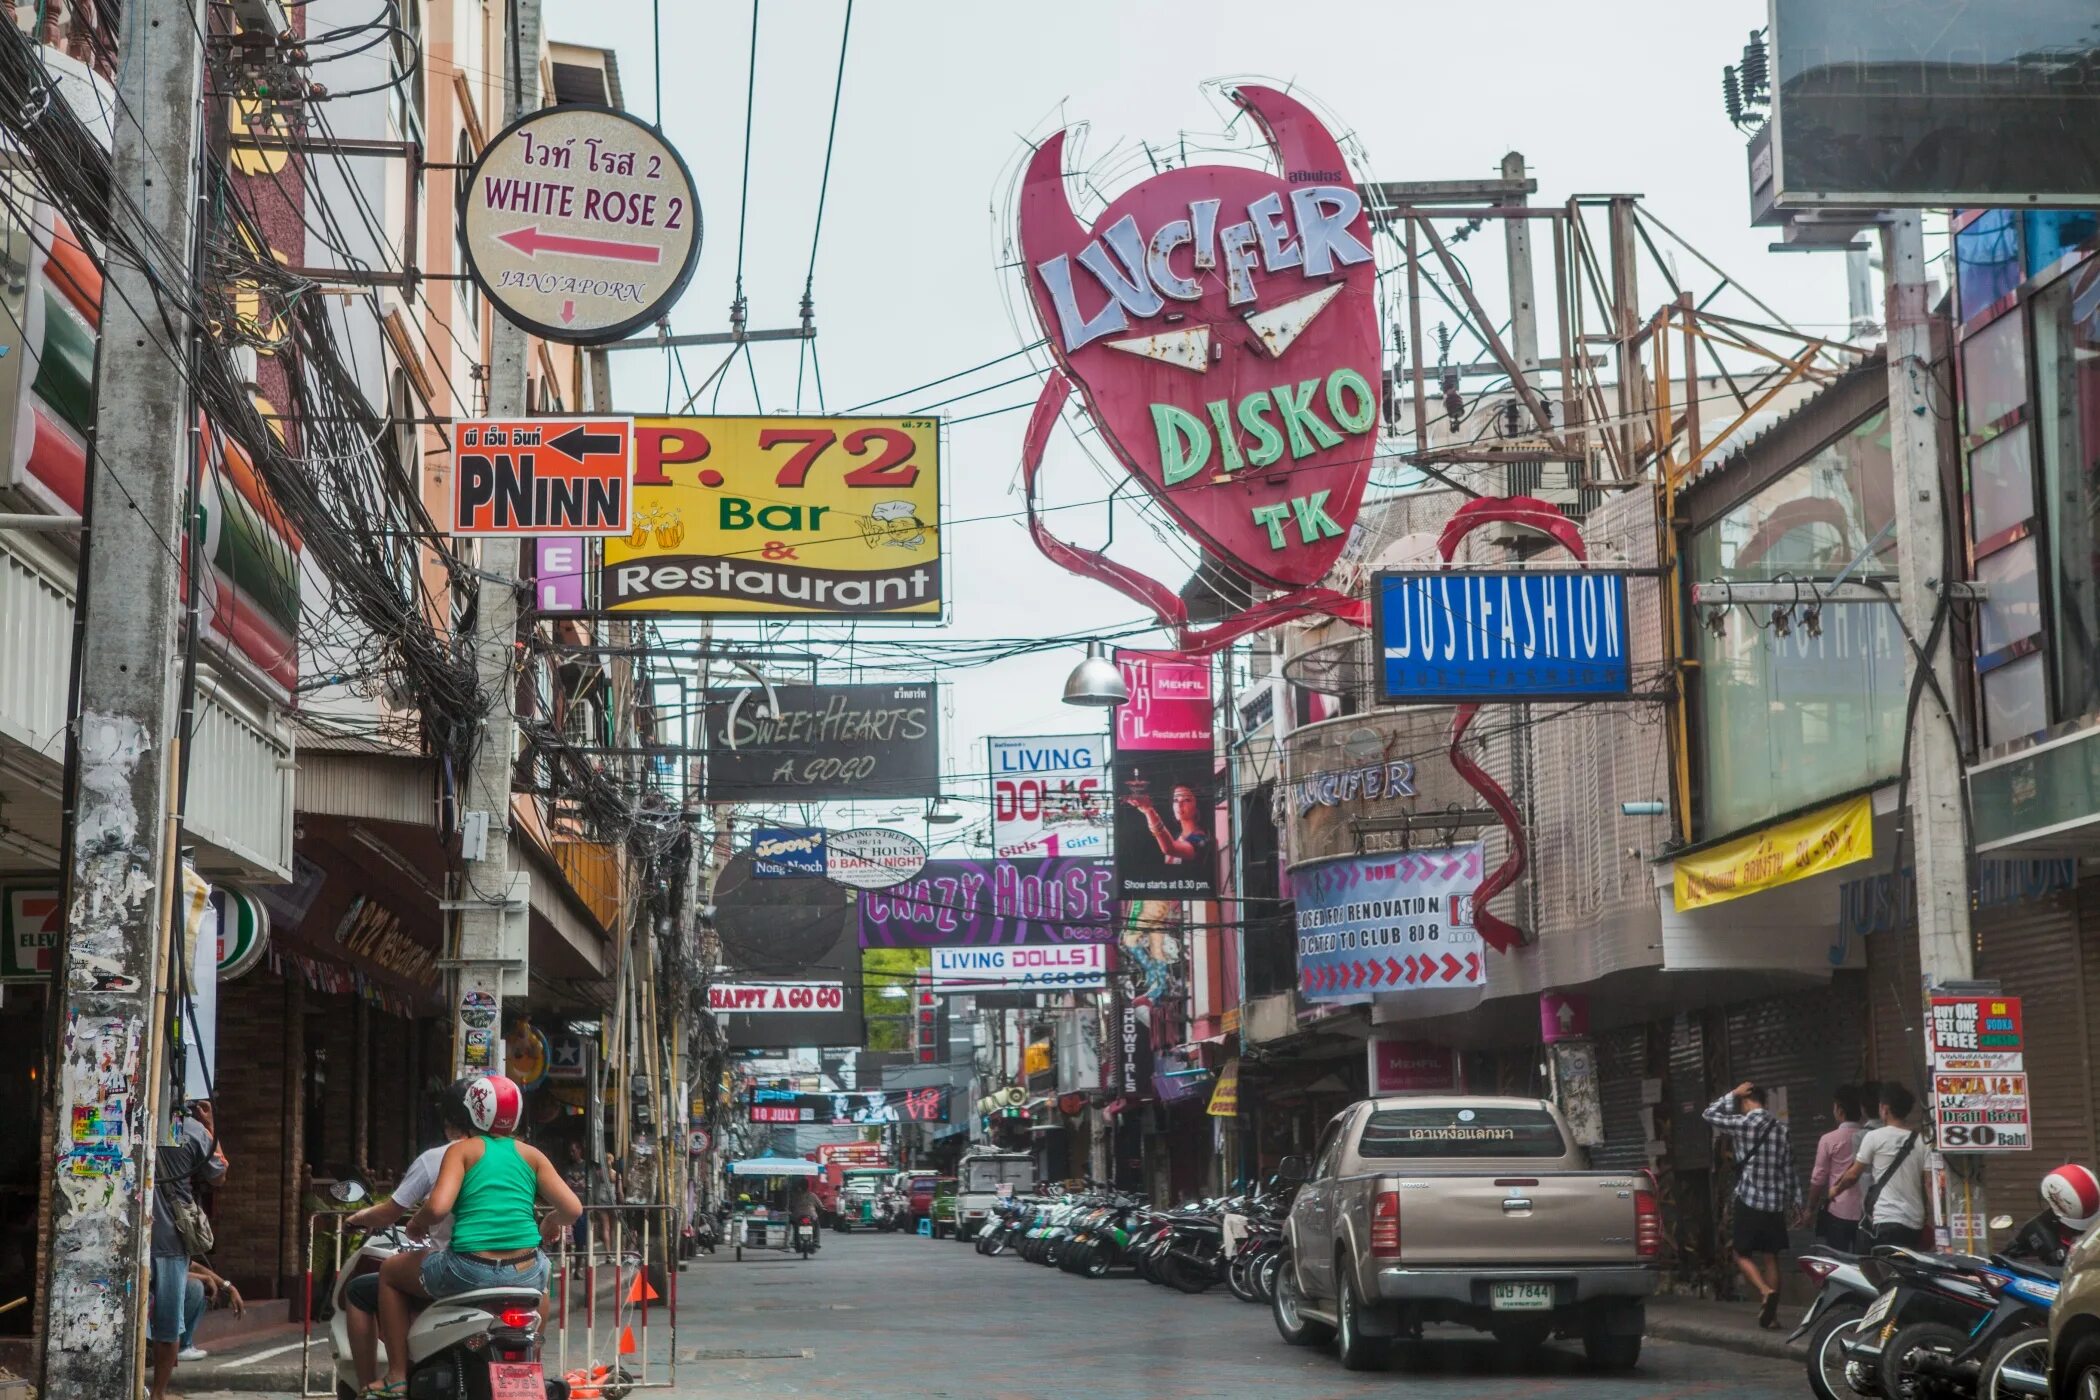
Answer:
[
  {"left": 1465, "top": 952, "right": 1481, "bottom": 980},
  {"left": 1385, "top": 957, "right": 1403, "bottom": 984},
  {"left": 1352, "top": 962, "right": 1368, "bottom": 989},
  {"left": 560, "top": 299, "right": 577, "bottom": 323},
  {"left": 496, "top": 224, "right": 664, "bottom": 265},
  {"left": 1440, "top": 953, "right": 1462, "bottom": 981},
  {"left": 1366, "top": 960, "right": 1384, "bottom": 987},
  {"left": 1301, "top": 967, "right": 1315, "bottom": 993}
]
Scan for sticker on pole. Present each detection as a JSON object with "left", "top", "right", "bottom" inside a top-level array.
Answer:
[
  {"left": 460, "top": 104, "right": 702, "bottom": 345},
  {"left": 452, "top": 417, "right": 634, "bottom": 535}
]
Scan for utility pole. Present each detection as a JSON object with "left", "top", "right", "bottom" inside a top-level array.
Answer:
[
  {"left": 1882, "top": 210, "right": 1976, "bottom": 1246},
  {"left": 1500, "top": 152, "right": 1541, "bottom": 404},
  {"left": 451, "top": 0, "right": 541, "bottom": 1078},
  {"left": 40, "top": 0, "right": 208, "bottom": 1391}
]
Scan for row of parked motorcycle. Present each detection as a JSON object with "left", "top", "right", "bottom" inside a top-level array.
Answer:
[
  {"left": 969, "top": 1178, "right": 1294, "bottom": 1305},
  {"left": 1795, "top": 1164, "right": 2100, "bottom": 1399}
]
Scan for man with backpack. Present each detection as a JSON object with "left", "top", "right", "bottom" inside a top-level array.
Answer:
[
  {"left": 1704, "top": 1081, "right": 1801, "bottom": 1329},
  {"left": 1833, "top": 1081, "right": 1931, "bottom": 1250}
]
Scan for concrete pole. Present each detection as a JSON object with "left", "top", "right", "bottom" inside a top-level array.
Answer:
[
  {"left": 1500, "top": 153, "right": 1541, "bottom": 406},
  {"left": 1882, "top": 212, "right": 1972, "bottom": 988},
  {"left": 1882, "top": 211, "right": 1976, "bottom": 1249},
  {"left": 40, "top": 0, "right": 207, "bottom": 1389},
  {"left": 1607, "top": 197, "right": 1644, "bottom": 468},
  {"left": 452, "top": 0, "right": 541, "bottom": 1078}
]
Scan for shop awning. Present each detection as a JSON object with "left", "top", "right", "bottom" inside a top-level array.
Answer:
[{"left": 728, "top": 1157, "right": 819, "bottom": 1177}]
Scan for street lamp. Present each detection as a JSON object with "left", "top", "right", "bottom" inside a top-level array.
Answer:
[
  {"left": 1061, "top": 640, "right": 1128, "bottom": 707},
  {"left": 925, "top": 798, "right": 963, "bottom": 825}
]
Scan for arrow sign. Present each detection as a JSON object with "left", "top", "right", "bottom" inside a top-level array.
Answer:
[
  {"left": 549, "top": 424, "right": 624, "bottom": 459},
  {"left": 1440, "top": 954, "right": 1462, "bottom": 982},
  {"left": 495, "top": 224, "right": 665, "bottom": 265},
  {"left": 1385, "top": 957, "right": 1403, "bottom": 985}
]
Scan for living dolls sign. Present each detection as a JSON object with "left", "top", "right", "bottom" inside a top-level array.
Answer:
[{"left": 1017, "top": 84, "right": 1377, "bottom": 649}]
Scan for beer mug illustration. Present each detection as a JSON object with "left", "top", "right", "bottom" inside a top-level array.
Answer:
[{"left": 655, "top": 509, "right": 684, "bottom": 549}]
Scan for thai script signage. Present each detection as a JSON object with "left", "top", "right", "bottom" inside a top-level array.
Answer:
[
  {"left": 451, "top": 418, "right": 634, "bottom": 536},
  {"left": 1674, "top": 793, "right": 1873, "bottom": 911},
  {"left": 1374, "top": 570, "right": 1632, "bottom": 702},
  {"left": 460, "top": 105, "right": 701, "bottom": 344},
  {"left": 749, "top": 827, "right": 826, "bottom": 878}
]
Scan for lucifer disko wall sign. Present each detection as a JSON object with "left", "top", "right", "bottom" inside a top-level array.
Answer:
[{"left": 1017, "top": 84, "right": 1376, "bottom": 650}]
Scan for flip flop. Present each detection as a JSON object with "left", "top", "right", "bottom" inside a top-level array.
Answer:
[
  {"left": 1757, "top": 1290, "right": 1780, "bottom": 1327},
  {"left": 360, "top": 1383, "right": 407, "bottom": 1398}
]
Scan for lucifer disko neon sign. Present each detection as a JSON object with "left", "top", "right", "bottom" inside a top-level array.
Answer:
[{"left": 1017, "top": 84, "right": 1376, "bottom": 649}]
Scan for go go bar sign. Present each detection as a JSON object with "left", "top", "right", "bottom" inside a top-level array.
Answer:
[
  {"left": 707, "top": 981, "right": 847, "bottom": 1015},
  {"left": 461, "top": 105, "right": 702, "bottom": 345}
]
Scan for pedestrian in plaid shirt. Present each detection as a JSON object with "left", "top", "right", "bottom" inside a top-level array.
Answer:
[{"left": 1704, "top": 1081, "right": 1803, "bottom": 1328}]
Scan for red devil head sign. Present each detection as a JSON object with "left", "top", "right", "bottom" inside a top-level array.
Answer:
[{"left": 1020, "top": 85, "right": 1380, "bottom": 593}]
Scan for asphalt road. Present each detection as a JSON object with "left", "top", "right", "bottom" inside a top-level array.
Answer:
[{"left": 641, "top": 1229, "right": 1810, "bottom": 1399}]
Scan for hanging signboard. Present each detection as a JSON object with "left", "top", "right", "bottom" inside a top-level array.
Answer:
[
  {"left": 214, "top": 884, "right": 272, "bottom": 980},
  {"left": 450, "top": 418, "right": 635, "bottom": 536},
  {"left": 601, "top": 416, "right": 941, "bottom": 618},
  {"left": 749, "top": 827, "right": 826, "bottom": 878},
  {"left": 459, "top": 104, "right": 703, "bottom": 344},
  {"left": 744, "top": 1086, "right": 950, "bottom": 1126},
  {"left": 1367, "top": 1037, "right": 1459, "bottom": 1095},
  {"left": 1294, "top": 847, "right": 1486, "bottom": 1002},
  {"left": 825, "top": 827, "right": 928, "bottom": 890},
  {"left": 1113, "top": 650, "right": 1212, "bottom": 751},
  {"left": 930, "top": 943, "right": 1111, "bottom": 993},
  {"left": 1674, "top": 794, "right": 1873, "bottom": 912},
  {"left": 1112, "top": 746, "right": 1219, "bottom": 899},
  {"left": 702, "top": 682, "right": 939, "bottom": 801},
  {"left": 857, "top": 858, "right": 1114, "bottom": 949},
  {"left": 989, "top": 734, "right": 1110, "bottom": 859},
  {"left": 1928, "top": 994, "right": 2030, "bottom": 1152},
  {"left": 1373, "top": 570, "right": 1632, "bottom": 702},
  {"left": 706, "top": 981, "right": 848, "bottom": 1015},
  {"left": 1016, "top": 85, "right": 1380, "bottom": 595}
]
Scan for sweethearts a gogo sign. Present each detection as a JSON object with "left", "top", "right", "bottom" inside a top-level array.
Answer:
[{"left": 1018, "top": 85, "right": 1376, "bottom": 648}]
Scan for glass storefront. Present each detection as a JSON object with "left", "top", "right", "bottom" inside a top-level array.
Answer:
[{"left": 1688, "top": 411, "right": 1904, "bottom": 837}]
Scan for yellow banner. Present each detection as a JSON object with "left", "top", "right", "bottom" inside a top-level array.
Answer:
[
  {"left": 603, "top": 415, "right": 941, "bottom": 617},
  {"left": 1673, "top": 794, "right": 1874, "bottom": 911},
  {"left": 1207, "top": 1056, "right": 1241, "bottom": 1118}
]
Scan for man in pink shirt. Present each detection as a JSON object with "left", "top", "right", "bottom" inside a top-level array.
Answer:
[{"left": 1807, "top": 1084, "right": 1866, "bottom": 1250}]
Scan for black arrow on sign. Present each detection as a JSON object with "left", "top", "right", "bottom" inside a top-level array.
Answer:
[{"left": 548, "top": 424, "right": 623, "bottom": 460}]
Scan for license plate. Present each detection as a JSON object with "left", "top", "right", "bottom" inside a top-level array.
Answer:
[
  {"left": 1490, "top": 1282, "right": 1555, "bottom": 1311},
  {"left": 489, "top": 1362, "right": 544, "bottom": 1399},
  {"left": 1862, "top": 1289, "right": 1897, "bottom": 1326}
]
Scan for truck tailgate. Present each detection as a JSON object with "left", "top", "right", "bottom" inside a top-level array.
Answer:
[{"left": 1388, "top": 1173, "right": 1642, "bottom": 1266}]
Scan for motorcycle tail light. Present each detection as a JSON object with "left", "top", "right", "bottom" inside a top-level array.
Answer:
[
  {"left": 1797, "top": 1256, "right": 1838, "bottom": 1285},
  {"left": 1370, "top": 1190, "right": 1401, "bottom": 1258},
  {"left": 1634, "top": 1189, "right": 1662, "bottom": 1259},
  {"left": 499, "top": 1307, "right": 539, "bottom": 1330}
]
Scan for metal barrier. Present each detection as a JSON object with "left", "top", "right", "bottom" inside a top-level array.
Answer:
[{"left": 297, "top": 1202, "right": 682, "bottom": 1397}]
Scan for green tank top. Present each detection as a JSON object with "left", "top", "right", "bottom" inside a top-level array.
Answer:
[{"left": 449, "top": 1137, "right": 541, "bottom": 1253}]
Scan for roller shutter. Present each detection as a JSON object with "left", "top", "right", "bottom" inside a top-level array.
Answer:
[
  {"left": 1724, "top": 981, "right": 1868, "bottom": 1206},
  {"left": 1592, "top": 1024, "right": 1651, "bottom": 1172},
  {"left": 1974, "top": 889, "right": 2092, "bottom": 1217}
]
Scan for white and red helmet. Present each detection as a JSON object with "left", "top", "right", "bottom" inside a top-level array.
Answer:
[
  {"left": 2042, "top": 1164, "right": 2100, "bottom": 1231},
  {"left": 445, "top": 1074, "right": 525, "bottom": 1137}
]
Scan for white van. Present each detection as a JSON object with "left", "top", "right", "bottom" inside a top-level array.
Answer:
[{"left": 954, "top": 1152, "right": 1035, "bottom": 1239}]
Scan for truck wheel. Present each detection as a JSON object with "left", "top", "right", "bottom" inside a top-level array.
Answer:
[
  {"left": 1335, "top": 1267, "right": 1389, "bottom": 1371},
  {"left": 1271, "top": 1254, "right": 1334, "bottom": 1347},
  {"left": 1582, "top": 1328, "right": 1642, "bottom": 1371}
]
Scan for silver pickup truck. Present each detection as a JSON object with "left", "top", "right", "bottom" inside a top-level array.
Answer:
[{"left": 1273, "top": 1095, "right": 1659, "bottom": 1372}]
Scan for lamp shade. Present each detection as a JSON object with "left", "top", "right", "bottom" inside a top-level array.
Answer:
[{"left": 1062, "top": 641, "right": 1128, "bottom": 707}]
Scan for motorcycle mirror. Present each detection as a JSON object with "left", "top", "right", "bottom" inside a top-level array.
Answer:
[
  {"left": 1990, "top": 1214, "right": 2015, "bottom": 1230},
  {"left": 329, "top": 1179, "right": 370, "bottom": 1205}
]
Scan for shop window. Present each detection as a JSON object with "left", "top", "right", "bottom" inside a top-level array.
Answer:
[
  {"left": 1975, "top": 541, "right": 2042, "bottom": 658},
  {"left": 1961, "top": 312, "right": 2028, "bottom": 435},
  {"left": 1687, "top": 410, "right": 1902, "bottom": 838},
  {"left": 1956, "top": 211, "right": 2021, "bottom": 325},
  {"left": 1968, "top": 424, "right": 2035, "bottom": 544},
  {"left": 1982, "top": 653, "right": 2048, "bottom": 745},
  {"left": 2033, "top": 264, "right": 2100, "bottom": 723},
  {"left": 2024, "top": 210, "right": 2099, "bottom": 279}
]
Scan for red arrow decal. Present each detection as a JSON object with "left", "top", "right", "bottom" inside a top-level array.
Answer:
[
  {"left": 1465, "top": 953, "right": 1481, "bottom": 980},
  {"left": 1366, "top": 960, "right": 1383, "bottom": 986},
  {"left": 495, "top": 224, "right": 664, "bottom": 265},
  {"left": 1440, "top": 953, "right": 1462, "bottom": 981},
  {"left": 1352, "top": 961, "right": 1368, "bottom": 989},
  {"left": 560, "top": 298, "right": 576, "bottom": 323},
  {"left": 1301, "top": 966, "right": 1314, "bottom": 993},
  {"left": 1385, "top": 957, "right": 1403, "bottom": 984}
]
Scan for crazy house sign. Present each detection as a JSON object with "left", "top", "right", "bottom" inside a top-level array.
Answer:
[{"left": 1016, "top": 84, "right": 1376, "bottom": 646}]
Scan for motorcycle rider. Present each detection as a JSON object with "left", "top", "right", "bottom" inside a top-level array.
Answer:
[
  {"left": 337, "top": 1118, "right": 468, "bottom": 1391},
  {"left": 369, "top": 1077, "right": 582, "bottom": 1398}
]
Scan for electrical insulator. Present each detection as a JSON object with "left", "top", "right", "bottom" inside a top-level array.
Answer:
[
  {"left": 1740, "top": 32, "right": 1768, "bottom": 105},
  {"left": 1722, "top": 66, "right": 1744, "bottom": 126},
  {"left": 1499, "top": 401, "right": 1522, "bottom": 438},
  {"left": 1440, "top": 372, "right": 1464, "bottom": 429}
]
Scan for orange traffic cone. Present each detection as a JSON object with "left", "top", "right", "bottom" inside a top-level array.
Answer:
[
  {"left": 618, "top": 1326, "right": 638, "bottom": 1356},
  {"left": 623, "top": 1274, "right": 660, "bottom": 1305}
]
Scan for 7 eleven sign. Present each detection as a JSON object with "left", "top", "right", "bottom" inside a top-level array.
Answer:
[{"left": 2, "top": 883, "right": 60, "bottom": 981}]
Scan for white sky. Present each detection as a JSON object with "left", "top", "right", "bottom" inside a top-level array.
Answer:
[{"left": 543, "top": 0, "right": 1863, "bottom": 847}]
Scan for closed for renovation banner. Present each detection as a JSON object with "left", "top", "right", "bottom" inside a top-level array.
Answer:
[{"left": 1672, "top": 793, "right": 1873, "bottom": 911}]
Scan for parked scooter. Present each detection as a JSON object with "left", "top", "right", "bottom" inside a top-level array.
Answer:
[
  {"left": 1788, "top": 1245, "right": 1879, "bottom": 1400},
  {"left": 323, "top": 1219, "right": 566, "bottom": 1400}
]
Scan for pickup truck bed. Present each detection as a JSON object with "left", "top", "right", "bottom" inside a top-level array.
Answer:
[{"left": 1277, "top": 1095, "right": 1658, "bottom": 1372}]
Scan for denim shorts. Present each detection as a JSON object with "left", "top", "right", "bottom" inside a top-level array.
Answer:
[
  {"left": 419, "top": 1248, "right": 548, "bottom": 1299},
  {"left": 148, "top": 1256, "right": 189, "bottom": 1344}
]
